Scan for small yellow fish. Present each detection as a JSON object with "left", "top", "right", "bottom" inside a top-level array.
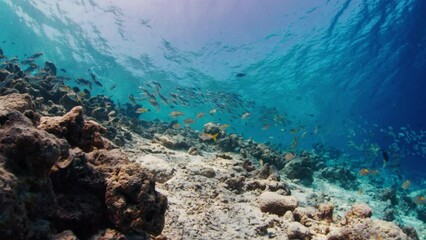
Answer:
[
  {"left": 135, "top": 107, "right": 149, "bottom": 114},
  {"left": 241, "top": 112, "right": 251, "bottom": 119},
  {"left": 218, "top": 124, "right": 230, "bottom": 131},
  {"left": 359, "top": 168, "right": 379, "bottom": 176},
  {"left": 359, "top": 168, "right": 370, "bottom": 176},
  {"left": 59, "top": 85, "right": 71, "bottom": 91},
  {"left": 183, "top": 118, "right": 195, "bottom": 125},
  {"left": 196, "top": 112, "right": 205, "bottom": 119},
  {"left": 169, "top": 111, "right": 184, "bottom": 118},
  {"left": 413, "top": 196, "right": 425, "bottom": 205},
  {"left": 172, "top": 123, "right": 181, "bottom": 129},
  {"left": 199, "top": 133, "right": 218, "bottom": 142},
  {"left": 401, "top": 180, "right": 411, "bottom": 190},
  {"left": 77, "top": 91, "right": 86, "bottom": 97}
]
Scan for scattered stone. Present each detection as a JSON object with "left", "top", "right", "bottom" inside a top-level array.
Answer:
[
  {"left": 224, "top": 176, "right": 245, "bottom": 193},
  {"left": 259, "top": 192, "right": 298, "bottom": 216},
  {"left": 52, "top": 230, "right": 78, "bottom": 240},
  {"left": 347, "top": 203, "right": 372, "bottom": 219},
  {"left": 372, "top": 220, "right": 408, "bottom": 240},
  {"left": 90, "top": 228, "right": 128, "bottom": 240},
  {"left": 187, "top": 146, "right": 199, "bottom": 155},
  {"left": 216, "top": 153, "right": 233, "bottom": 159},
  {"left": 246, "top": 179, "right": 291, "bottom": 194},
  {"left": 287, "top": 222, "right": 312, "bottom": 240},
  {"left": 157, "top": 134, "right": 190, "bottom": 150},
  {"left": 400, "top": 225, "right": 420, "bottom": 240},
  {"left": 293, "top": 207, "right": 316, "bottom": 225},
  {"left": 198, "top": 167, "right": 216, "bottom": 178},
  {"left": 316, "top": 202, "right": 334, "bottom": 222},
  {"left": 136, "top": 155, "right": 175, "bottom": 183}
]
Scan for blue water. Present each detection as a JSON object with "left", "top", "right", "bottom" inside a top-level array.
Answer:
[{"left": 1, "top": 1, "right": 425, "bottom": 180}]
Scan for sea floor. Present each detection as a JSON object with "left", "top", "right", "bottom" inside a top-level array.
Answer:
[{"left": 123, "top": 131, "right": 426, "bottom": 240}]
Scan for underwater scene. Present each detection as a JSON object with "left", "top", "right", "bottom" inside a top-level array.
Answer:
[{"left": 0, "top": 0, "right": 425, "bottom": 239}]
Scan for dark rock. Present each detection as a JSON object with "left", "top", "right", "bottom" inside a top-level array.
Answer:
[
  {"left": 400, "top": 225, "right": 419, "bottom": 240},
  {"left": 282, "top": 156, "right": 314, "bottom": 186},
  {"left": 417, "top": 207, "right": 426, "bottom": 222},
  {"left": 245, "top": 179, "right": 291, "bottom": 194},
  {"left": 187, "top": 146, "right": 199, "bottom": 155},
  {"left": 286, "top": 222, "right": 311, "bottom": 240},
  {"left": 45, "top": 100, "right": 67, "bottom": 116},
  {"left": 217, "top": 134, "right": 239, "bottom": 152},
  {"left": 52, "top": 230, "right": 78, "bottom": 240},
  {"left": 0, "top": 69, "right": 10, "bottom": 81},
  {"left": 318, "top": 167, "right": 358, "bottom": 189},
  {"left": 216, "top": 153, "right": 232, "bottom": 159},
  {"left": 316, "top": 202, "right": 334, "bottom": 222},
  {"left": 383, "top": 207, "right": 394, "bottom": 221},
  {"left": 91, "top": 107, "right": 109, "bottom": 121},
  {"left": 59, "top": 93, "right": 82, "bottom": 111},
  {"left": 0, "top": 110, "right": 69, "bottom": 178},
  {"left": 203, "top": 122, "right": 225, "bottom": 137},
  {"left": 224, "top": 176, "right": 245, "bottom": 193},
  {"left": 379, "top": 188, "right": 398, "bottom": 205},
  {"left": 0, "top": 109, "right": 69, "bottom": 240},
  {"left": 242, "top": 160, "right": 256, "bottom": 172},
  {"left": 105, "top": 163, "right": 168, "bottom": 236},
  {"left": 196, "top": 168, "right": 216, "bottom": 178},
  {"left": 252, "top": 163, "right": 280, "bottom": 181},
  {"left": 23, "top": 109, "right": 40, "bottom": 126}
]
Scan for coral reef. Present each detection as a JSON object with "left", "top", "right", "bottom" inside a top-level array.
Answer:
[
  {"left": 0, "top": 93, "right": 167, "bottom": 239},
  {"left": 1, "top": 54, "right": 422, "bottom": 239}
]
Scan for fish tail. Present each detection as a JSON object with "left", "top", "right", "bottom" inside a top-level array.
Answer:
[{"left": 212, "top": 133, "right": 218, "bottom": 142}]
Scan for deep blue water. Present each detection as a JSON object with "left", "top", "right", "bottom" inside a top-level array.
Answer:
[{"left": 1, "top": 1, "right": 425, "bottom": 179}]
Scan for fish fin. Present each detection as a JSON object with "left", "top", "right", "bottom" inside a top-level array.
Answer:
[{"left": 212, "top": 133, "right": 218, "bottom": 142}]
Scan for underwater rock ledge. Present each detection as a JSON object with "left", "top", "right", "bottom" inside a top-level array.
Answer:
[{"left": 0, "top": 94, "right": 167, "bottom": 239}]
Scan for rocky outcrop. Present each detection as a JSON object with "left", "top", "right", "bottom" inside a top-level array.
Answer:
[
  {"left": 0, "top": 109, "right": 69, "bottom": 240},
  {"left": 0, "top": 97, "right": 167, "bottom": 239},
  {"left": 38, "top": 106, "right": 114, "bottom": 152}
]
